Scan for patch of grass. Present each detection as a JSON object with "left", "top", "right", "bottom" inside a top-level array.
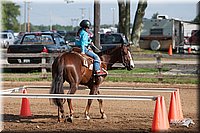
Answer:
[
  {"left": 105, "top": 76, "right": 198, "bottom": 84},
  {"left": 108, "top": 68, "right": 170, "bottom": 74}
]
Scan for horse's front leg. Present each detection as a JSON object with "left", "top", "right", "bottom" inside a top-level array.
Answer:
[
  {"left": 84, "top": 87, "right": 96, "bottom": 120},
  {"left": 97, "top": 90, "right": 107, "bottom": 119}
]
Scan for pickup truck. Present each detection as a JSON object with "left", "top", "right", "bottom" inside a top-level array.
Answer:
[
  {"left": 7, "top": 32, "right": 71, "bottom": 64},
  {"left": 99, "top": 32, "right": 129, "bottom": 51}
]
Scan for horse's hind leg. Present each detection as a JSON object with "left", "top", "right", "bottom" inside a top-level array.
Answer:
[
  {"left": 97, "top": 90, "right": 107, "bottom": 119},
  {"left": 66, "top": 83, "right": 78, "bottom": 122}
]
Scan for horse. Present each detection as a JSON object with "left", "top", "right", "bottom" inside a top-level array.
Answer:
[{"left": 50, "top": 44, "right": 134, "bottom": 123}]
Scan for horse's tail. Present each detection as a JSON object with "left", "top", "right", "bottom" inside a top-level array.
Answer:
[{"left": 50, "top": 56, "right": 65, "bottom": 107}]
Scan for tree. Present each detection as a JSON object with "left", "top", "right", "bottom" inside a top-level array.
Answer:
[
  {"left": 2, "top": 1, "right": 20, "bottom": 32},
  {"left": 131, "top": 0, "right": 147, "bottom": 47},
  {"left": 117, "top": 0, "right": 130, "bottom": 39},
  {"left": 193, "top": 2, "right": 200, "bottom": 23},
  {"left": 151, "top": 12, "right": 159, "bottom": 19},
  {"left": 193, "top": 14, "right": 200, "bottom": 23}
]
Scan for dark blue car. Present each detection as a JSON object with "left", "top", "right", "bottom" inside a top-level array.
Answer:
[{"left": 7, "top": 32, "right": 71, "bottom": 64}]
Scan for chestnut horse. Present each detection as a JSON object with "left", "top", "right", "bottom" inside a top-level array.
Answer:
[{"left": 50, "top": 44, "right": 134, "bottom": 122}]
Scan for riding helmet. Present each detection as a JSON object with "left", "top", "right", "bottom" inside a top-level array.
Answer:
[{"left": 80, "top": 20, "right": 91, "bottom": 28}]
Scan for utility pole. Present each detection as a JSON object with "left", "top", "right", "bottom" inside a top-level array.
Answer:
[
  {"left": 80, "top": 8, "right": 86, "bottom": 20},
  {"left": 27, "top": 1, "right": 31, "bottom": 32},
  {"left": 88, "top": 7, "right": 91, "bottom": 22},
  {"left": 64, "top": 0, "right": 74, "bottom": 4},
  {"left": 50, "top": 10, "right": 52, "bottom": 31},
  {"left": 111, "top": 8, "right": 115, "bottom": 27},
  {"left": 71, "top": 18, "right": 79, "bottom": 31},
  {"left": 19, "top": 6, "right": 22, "bottom": 32},
  {"left": 94, "top": 0, "right": 101, "bottom": 51},
  {"left": 24, "top": 1, "right": 27, "bottom": 32}
]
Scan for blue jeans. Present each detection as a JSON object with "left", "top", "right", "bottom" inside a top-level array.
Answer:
[{"left": 84, "top": 48, "right": 100, "bottom": 71}]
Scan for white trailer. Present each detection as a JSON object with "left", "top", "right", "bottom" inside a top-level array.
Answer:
[{"left": 139, "top": 16, "right": 184, "bottom": 51}]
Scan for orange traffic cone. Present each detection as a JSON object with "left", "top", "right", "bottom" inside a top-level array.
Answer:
[
  {"left": 20, "top": 89, "right": 32, "bottom": 117},
  {"left": 152, "top": 96, "right": 169, "bottom": 132},
  {"left": 188, "top": 47, "right": 191, "bottom": 54},
  {"left": 168, "top": 44, "right": 173, "bottom": 56},
  {"left": 174, "top": 89, "right": 184, "bottom": 120},
  {"left": 160, "top": 96, "right": 170, "bottom": 130},
  {"left": 168, "top": 92, "right": 178, "bottom": 123}
]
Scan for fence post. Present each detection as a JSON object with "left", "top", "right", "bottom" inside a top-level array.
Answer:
[
  {"left": 41, "top": 52, "right": 47, "bottom": 78},
  {"left": 154, "top": 53, "right": 163, "bottom": 82}
]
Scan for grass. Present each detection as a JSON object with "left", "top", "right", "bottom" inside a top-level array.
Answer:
[
  {"left": 2, "top": 67, "right": 198, "bottom": 84},
  {"left": 106, "top": 76, "right": 198, "bottom": 84},
  {"left": 108, "top": 68, "right": 170, "bottom": 74}
]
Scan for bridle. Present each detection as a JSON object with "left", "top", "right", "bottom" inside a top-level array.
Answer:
[{"left": 121, "top": 45, "right": 130, "bottom": 67}]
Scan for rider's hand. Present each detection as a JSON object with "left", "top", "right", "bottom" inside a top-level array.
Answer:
[{"left": 81, "top": 52, "right": 85, "bottom": 55}]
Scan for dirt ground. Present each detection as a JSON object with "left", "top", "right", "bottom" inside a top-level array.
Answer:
[{"left": 1, "top": 81, "right": 199, "bottom": 132}]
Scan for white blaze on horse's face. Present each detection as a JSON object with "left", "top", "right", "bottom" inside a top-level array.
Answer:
[{"left": 128, "top": 51, "right": 135, "bottom": 68}]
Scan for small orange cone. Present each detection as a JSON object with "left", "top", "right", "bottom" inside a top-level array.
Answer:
[
  {"left": 152, "top": 96, "right": 169, "bottom": 132},
  {"left": 20, "top": 89, "right": 32, "bottom": 117},
  {"left": 168, "top": 92, "right": 178, "bottom": 123},
  {"left": 188, "top": 47, "right": 191, "bottom": 54},
  {"left": 168, "top": 44, "right": 173, "bottom": 56},
  {"left": 174, "top": 89, "right": 184, "bottom": 120}
]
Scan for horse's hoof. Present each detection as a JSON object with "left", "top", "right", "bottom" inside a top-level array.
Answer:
[
  {"left": 67, "top": 116, "right": 73, "bottom": 123},
  {"left": 85, "top": 115, "right": 90, "bottom": 120},
  {"left": 101, "top": 114, "right": 107, "bottom": 119}
]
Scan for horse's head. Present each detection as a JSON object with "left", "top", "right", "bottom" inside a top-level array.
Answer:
[{"left": 121, "top": 44, "right": 135, "bottom": 71}]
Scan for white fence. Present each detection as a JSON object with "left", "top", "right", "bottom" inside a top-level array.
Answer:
[{"left": 0, "top": 86, "right": 178, "bottom": 100}]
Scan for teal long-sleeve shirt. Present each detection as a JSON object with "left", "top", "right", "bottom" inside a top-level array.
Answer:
[{"left": 75, "top": 29, "right": 91, "bottom": 54}]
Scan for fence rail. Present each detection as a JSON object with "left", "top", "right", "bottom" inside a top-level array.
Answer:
[{"left": 2, "top": 53, "right": 61, "bottom": 73}]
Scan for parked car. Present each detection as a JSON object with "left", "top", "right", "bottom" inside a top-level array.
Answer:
[
  {"left": 177, "top": 30, "right": 200, "bottom": 54},
  {"left": 7, "top": 32, "right": 71, "bottom": 64},
  {"left": 57, "top": 30, "right": 67, "bottom": 38},
  {"left": 2, "top": 30, "right": 15, "bottom": 36},
  {"left": 189, "top": 30, "right": 200, "bottom": 45},
  {"left": 0, "top": 32, "right": 15, "bottom": 48},
  {"left": 64, "top": 31, "right": 77, "bottom": 46}
]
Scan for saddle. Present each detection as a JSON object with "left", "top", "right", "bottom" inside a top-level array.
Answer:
[
  {"left": 71, "top": 47, "right": 94, "bottom": 70},
  {"left": 71, "top": 47, "right": 107, "bottom": 72}
]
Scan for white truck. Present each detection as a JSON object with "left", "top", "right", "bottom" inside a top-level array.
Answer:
[{"left": 0, "top": 32, "right": 15, "bottom": 48}]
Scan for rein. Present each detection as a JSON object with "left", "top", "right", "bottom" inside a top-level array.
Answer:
[{"left": 98, "top": 46, "right": 125, "bottom": 66}]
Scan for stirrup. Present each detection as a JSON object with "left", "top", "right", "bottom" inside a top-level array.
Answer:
[{"left": 94, "top": 71, "right": 107, "bottom": 76}]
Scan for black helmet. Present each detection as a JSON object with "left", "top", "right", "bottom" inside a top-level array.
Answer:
[{"left": 80, "top": 20, "right": 91, "bottom": 28}]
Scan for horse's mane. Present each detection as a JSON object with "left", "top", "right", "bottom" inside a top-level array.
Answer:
[{"left": 98, "top": 45, "right": 121, "bottom": 56}]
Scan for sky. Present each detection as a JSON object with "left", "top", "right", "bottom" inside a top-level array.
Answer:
[{"left": 10, "top": 0, "right": 200, "bottom": 26}]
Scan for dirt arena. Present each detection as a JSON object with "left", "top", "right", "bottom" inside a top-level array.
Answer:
[{"left": 1, "top": 81, "right": 199, "bottom": 132}]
